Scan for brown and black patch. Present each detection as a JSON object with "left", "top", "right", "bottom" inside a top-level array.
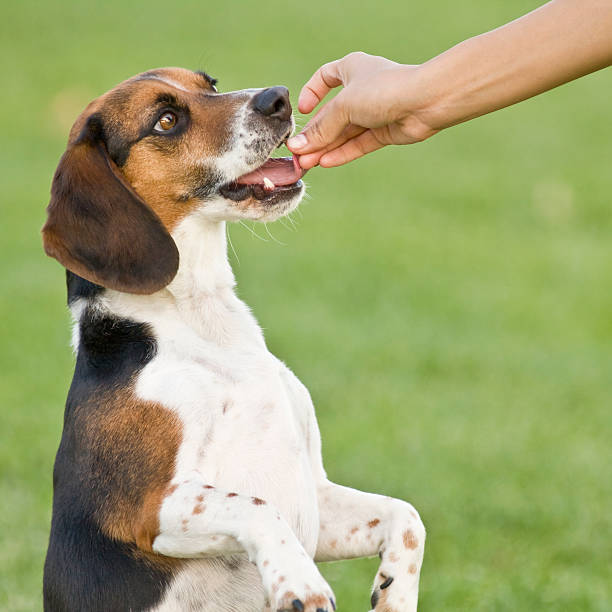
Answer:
[{"left": 43, "top": 306, "right": 183, "bottom": 611}]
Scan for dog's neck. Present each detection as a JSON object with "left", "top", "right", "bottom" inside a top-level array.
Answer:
[
  {"left": 96, "top": 215, "right": 264, "bottom": 348},
  {"left": 169, "top": 214, "right": 236, "bottom": 298}
]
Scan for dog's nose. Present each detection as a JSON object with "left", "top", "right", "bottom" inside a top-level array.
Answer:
[{"left": 252, "top": 86, "right": 291, "bottom": 121}]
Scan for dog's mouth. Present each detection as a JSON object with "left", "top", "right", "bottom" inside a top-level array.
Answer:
[{"left": 219, "top": 155, "right": 307, "bottom": 202}]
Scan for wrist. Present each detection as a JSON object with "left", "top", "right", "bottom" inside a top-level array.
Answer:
[
  {"left": 402, "top": 63, "right": 451, "bottom": 132},
  {"left": 385, "top": 63, "right": 444, "bottom": 143}
]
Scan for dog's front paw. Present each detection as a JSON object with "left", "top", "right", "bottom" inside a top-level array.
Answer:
[
  {"left": 369, "top": 558, "right": 420, "bottom": 612},
  {"left": 264, "top": 555, "right": 335, "bottom": 612},
  {"left": 275, "top": 585, "right": 336, "bottom": 612}
]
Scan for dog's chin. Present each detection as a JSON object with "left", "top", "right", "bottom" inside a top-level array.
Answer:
[
  {"left": 220, "top": 180, "right": 304, "bottom": 219},
  {"left": 219, "top": 182, "right": 304, "bottom": 222},
  {"left": 214, "top": 153, "right": 306, "bottom": 222},
  {"left": 193, "top": 181, "right": 304, "bottom": 223}
]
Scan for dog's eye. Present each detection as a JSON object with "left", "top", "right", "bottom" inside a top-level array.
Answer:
[{"left": 154, "top": 112, "right": 177, "bottom": 132}]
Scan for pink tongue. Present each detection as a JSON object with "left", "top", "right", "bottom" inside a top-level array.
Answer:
[{"left": 236, "top": 155, "right": 306, "bottom": 186}]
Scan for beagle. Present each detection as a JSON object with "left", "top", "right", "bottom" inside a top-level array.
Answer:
[{"left": 41, "top": 67, "right": 425, "bottom": 612}]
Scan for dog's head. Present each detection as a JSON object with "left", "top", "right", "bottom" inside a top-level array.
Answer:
[{"left": 42, "top": 67, "right": 305, "bottom": 294}]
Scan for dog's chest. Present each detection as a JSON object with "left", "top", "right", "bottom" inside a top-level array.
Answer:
[{"left": 135, "top": 317, "right": 319, "bottom": 553}]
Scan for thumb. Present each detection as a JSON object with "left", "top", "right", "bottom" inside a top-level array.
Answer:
[{"left": 287, "top": 96, "right": 349, "bottom": 155}]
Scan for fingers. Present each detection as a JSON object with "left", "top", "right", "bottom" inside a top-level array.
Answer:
[
  {"left": 297, "top": 124, "right": 367, "bottom": 170},
  {"left": 297, "top": 59, "right": 344, "bottom": 114},
  {"left": 317, "top": 130, "right": 386, "bottom": 168},
  {"left": 288, "top": 94, "right": 350, "bottom": 156}
]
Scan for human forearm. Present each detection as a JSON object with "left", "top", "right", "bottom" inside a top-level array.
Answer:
[{"left": 412, "top": 0, "right": 612, "bottom": 131}]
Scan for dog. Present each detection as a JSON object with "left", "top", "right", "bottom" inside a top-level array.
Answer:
[{"left": 41, "top": 67, "right": 425, "bottom": 612}]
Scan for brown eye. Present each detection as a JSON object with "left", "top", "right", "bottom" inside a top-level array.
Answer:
[{"left": 154, "top": 112, "right": 177, "bottom": 132}]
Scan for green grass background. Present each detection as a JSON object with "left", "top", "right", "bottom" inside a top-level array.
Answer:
[{"left": 2, "top": 0, "right": 611, "bottom": 610}]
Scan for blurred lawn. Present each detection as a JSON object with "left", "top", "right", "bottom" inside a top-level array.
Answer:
[{"left": 1, "top": 1, "right": 611, "bottom": 610}]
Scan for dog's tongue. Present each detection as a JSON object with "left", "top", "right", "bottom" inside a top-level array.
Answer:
[{"left": 236, "top": 155, "right": 306, "bottom": 187}]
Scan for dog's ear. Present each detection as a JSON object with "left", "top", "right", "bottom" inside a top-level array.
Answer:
[{"left": 42, "top": 114, "right": 179, "bottom": 295}]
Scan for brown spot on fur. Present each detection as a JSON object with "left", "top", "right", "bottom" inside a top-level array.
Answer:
[
  {"left": 388, "top": 551, "right": 399, "bottom": 563},
  {"left": 252, "top": 497, "right": 266, "bottom": 505},
  {"left": 368, "top": 518, "right": 381, "bottom": 528},
  {"left": 277, "top": 591, "right": 329, "bottom": 610},
  {"left": 192, "top": 503, "right": 205, "bottom": 515},
  {"left": 403, "top": 529, "right": 418, "bottom": 550},
  {"left": 408, "top": 563, "right": 417, "bottom": 574},
  {"left": 167, "top": 484, "right": 178, "bottom": 495},
  {"left": 350, "top": 526, "right": 359, "bottom": 535},
  {"left": 196, "top": 494, "right": 204, "bottom": 502},
  {"left": 263, "top": 560, "right": 269, "bottom": 567},
  {"left": 302, "top": 594, "right": 330, "bottom": 608},
  {"left": 204, "top": 484, "right": 214, "bottom": 489},
  {"left": 330, "top": 539, "right": 337, "bottom": 549},
  {"left": 227, "top": 492, "right": 238, "bottom": 498}
]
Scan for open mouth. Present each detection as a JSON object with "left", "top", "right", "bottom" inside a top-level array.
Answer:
[{"left": 219, "top": 155, "right": 307, "bottom": 202}]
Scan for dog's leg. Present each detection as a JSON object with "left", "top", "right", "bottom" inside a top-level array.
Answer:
[
  {"left": 314, "top": 480, "right": 425, "bottom": 612},
  {"left": 147, "top": 477, "right": 335, "bottom": 612}
]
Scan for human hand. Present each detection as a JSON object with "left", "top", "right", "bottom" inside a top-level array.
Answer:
[{"left": 287, "top": 52, "right": 438, "bottom": 169}]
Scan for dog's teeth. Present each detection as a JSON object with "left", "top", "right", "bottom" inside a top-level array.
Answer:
[{"left": 263, "top": 177, "right": 275, "bottom": 191}]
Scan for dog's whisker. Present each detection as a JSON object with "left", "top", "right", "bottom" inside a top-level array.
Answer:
[
  {"left": 278, "top": 218, "right": 295, "bottom": 233},
  {"left": 286, "top": 213, "right": 299, "bottom": 229},
  {"left": 264, "top": 222, "right": 287, "bottom": 246},
  {"left": 239, "top": 220, "right": 269, "bottom": 242},
  {"left": 226, "top": 225, "right": 240, "bottom": 265}
]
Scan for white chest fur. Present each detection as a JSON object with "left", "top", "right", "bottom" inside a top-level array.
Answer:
[
  {"left": 135, "top": 318, "right": 320, "bottom": 553},
  {"left": 96, "top": 215, "right": 321, "bottom": 555}
]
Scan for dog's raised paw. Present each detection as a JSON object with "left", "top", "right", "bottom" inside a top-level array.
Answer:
[
  {"left": 369, "top": 566, "right": 419, "bottom": 612},
  {"left": 275, "top": 589, "right": 335, "bottom": 612},
  {"left": 370, "top": 572, "right": 395, "bottom": 610}
]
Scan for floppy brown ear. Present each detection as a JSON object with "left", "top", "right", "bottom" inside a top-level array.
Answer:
[{"left": 42, "top": 114, "right": 179, "bottom": 295}]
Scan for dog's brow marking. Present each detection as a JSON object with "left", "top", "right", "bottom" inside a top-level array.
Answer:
[{"left": 137, "top": 74, "right": 191, "bottom": 93}]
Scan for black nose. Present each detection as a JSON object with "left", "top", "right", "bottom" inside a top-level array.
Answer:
[{"left": 252, "top": 86, "right": 291, "bottom": 121}]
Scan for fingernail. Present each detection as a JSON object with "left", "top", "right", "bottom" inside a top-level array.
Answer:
[{"left": 287, "top": 133, "right": 307, "bottom": 150}]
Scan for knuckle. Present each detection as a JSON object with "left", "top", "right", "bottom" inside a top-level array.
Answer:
[
  {"left": 306, "top": 121, "right": 326, "bottom": 145},
  {"left": 345, "top": 50, "right": 367, "bottom": 61}
]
